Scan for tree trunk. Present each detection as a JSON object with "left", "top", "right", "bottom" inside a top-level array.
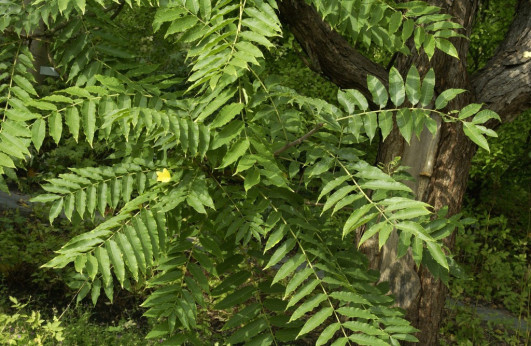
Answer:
[{"left": 278, "top": 0, "right": 531, "bottom": 343}]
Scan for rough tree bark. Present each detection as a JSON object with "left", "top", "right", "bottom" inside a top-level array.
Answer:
[{"left": 278, "top": 0, "right": 531, "bottom": 344}]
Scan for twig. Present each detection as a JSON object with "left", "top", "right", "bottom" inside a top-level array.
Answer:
[
  {"left": 110, "top": 1, "right": 126, "bottom": 20},
  {"left": 386, "top": 52, "right": 398, "bottom": 71},
  {"left": 274, "top": 123, "right": 324, "bottom": 156}
]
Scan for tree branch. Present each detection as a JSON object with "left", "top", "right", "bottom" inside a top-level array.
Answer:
[
  {"left": 277, "top": 0, "right": 388, "bottom": 101},
  {"left": 110, "top": 1, "right": 126, "bottom": 20},
  {"left": 274, "top": 123, "right": 324, "bottom": 156},
  {"left": 471, "top": 0, "right": 531, "bottom": 123}
]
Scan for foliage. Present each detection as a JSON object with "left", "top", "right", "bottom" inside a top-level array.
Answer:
[
  {"left": 451, "top": 212, "right": 529, "bottom": 315},
  {"left": 468, "top": 111, "right": 531, "bottom": 219},
  {"left": 441, "top": 110, "right": 530, "bottom": 345},
  {"left": 0, "top": 296, "right": 64, "bottom": 345},
  {"left": 58, "top": 307, "right": 154, "bottom": 346},
  {"left": 439, "top": 302, "right": 529, "bottom": 345},
  {"left": 309, "top": 0, "right": 465, "bottom": 60},
  {"left": 467, "top": 0, "right": 518, "bottom": 72},
  {"left": 449, "top": 112, "right": 531, "bottom": 316},
  {"left": 0, "top": 0, "right": 502, "bottom": 344}
]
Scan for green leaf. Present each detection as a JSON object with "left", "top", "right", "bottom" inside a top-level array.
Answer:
[
  {"left": 124, "top": 225, "right": 146, "bottom": 275},
  {"left": 183, "top": 264, "right": 207, "bottom": 294},
  {"left": 116, "top": 233, "right": 138, "bottom": 281},
  {"left": 95, "top": 247, "right": 112, "bottom": 287},
  {"left": 30, "top": 194, "right": 61, "bottom": 203},
  {"left": 210, "top": 103, "right": 244, "bottom": 129},
  {"left": 83, "top": 100, "right": 97, "bottom": 147},
  {"left": 343, "top": 321, "right": 386, "bottom": 336},
  {"left": 378, "top": 111, "right": 393, "bottom": 140},
  {"left": 322, "top": 185, "right": 356, "bottom": 214},
  {"left": 463, "top": 122, "right": 490, "bottom": 151},
  {"left": 75, "top": 189, "right": 86, "bottom": 218},
  {"left": 0, "top": 133, "right": 30, "bottom": 158},
  {"left": 106, "top": 239, "right": 125, "bottom": 286},
  {"left": 186, "top": 194, "right": 206, "bottom": 214},
  {"left": 405, "top": 65, "right": 421, "bottom": 106},
  {"left": 48, "top": 112, "right": 62, "bottom": 144},
  {"left": 426, "top": 242, "right": 449, "bottom": 270},
  {"left": 348, "top": 333, "right": 389, "bottom": 346},
  {"left": 218, "top": 138, "right": 250, "bottom": 168},
  {"left": 317, "top": 176, "right": 349, "bottom": 202},
  {"left": 367, "top": 75, "right": 388, "bottom": 108},
  {"left": 132, "top": 217, "right": 154, "bottom": 267},
  {"left": 472, "top": 109, "right": 500, "bottom": 124},
  {"left": 363, "top": 113, "right": 378, "bottom": 142},
  {"left": 336, "top": 306, "right": 378, "bottom": 319},
  {"left": 358, "top": 223, "right": 386, "bottom": 247},
  {"left": 378, "top": 224, "right": 393, "bottom": 249},
  {"left": 285, "top": 268, "right": 313, "bottom": 298},
  {"left": 0, "top": 152, "right": 15, "bottom": 169},
  {"left": 458, "top": 103, "right": 482, "bottom": 120},
  {"left": 402, "top": 19, "right": 415, "bottom": 41},
  {"left": 264, "top": 238, "right": 296, "bottom": 270},
  {"left": 75, "top": 0, "right": 86, "bottom": 13},
  {"left": 286, "top": 279, "right": 319, "bottom": 308},
  {"left": 77, "top": 282, "right": 91, "bottom": 304},
  {"left": 199, "top": 0, "right": 211, "bottom": 19},
  {"left": 316, "top": 322, "right": 341, "bottom": 346},
  {"left": 290, "top": 293, "right": 327, "bottom": 322},
  {"left": 13, "top": 75, "right": 37, "bottom": 96},
  {"left": 86, "top": 255, "right": 98, "bottom": 280},
  {"left": 388, "top": 12, "right": 402, "bottom": 34},
  {"left": 31, "top": 118, "right": 46, "bottom": 152},
  {"left": 297, "top": 307, "right": 333, "bottom": 338},
  {"left": 212, "top": 271, "right": 250, "bottom": 296},
  {"left": 264, "top": 224, "right": 287, "bottom": 253},
  {"left": 58, "top": 0, "right": 69, "bottom": 13},
  {"left": 222, "top": 303, "right": 260, "bottom": 330},
  {"left": 227, "top": 317, "right": 268, "bottom": 344},
  {"left": 165, "top": 16, "right": 198, "bottom": 38},
  {"left": 412, "top": 237, "right": 423, "bottom": 266},
  {"left": 360, "top": 179, "right": 411, "bottom": 192},
  {"left": 65, "top": 106, "right": 80, "bottom": 142},
  {"left": 389, "top": 67, "right": 405, "bottom": 107},
  {"left": 211, "top": 120, "right": 245, "bottom": 149},
  {"left": 420, "top": 69, "right": 435, "bottom": 107},
  {"left": 74, "top": 254, "right": 87, "bottom": 273},
  {"left": 423, "top": 34, "right": 436, "bottom": 60},
  {"left": 91, "top": 278, "right": 101, "bottom": 305},
  {"left": 273, "top": 253, "right": 305, "bottom": 284},
  {"left": 396, "top": 221, "right": 434, "bottom": 242},
  {"left": 244, "top": 167, "right": 260, "bottom": 192},
  {"left": 339, "top": 89, "right": 368, "bottom": 113},
  {"left": 343, "top": 204, "right": 376, "bottom": 238},
  {"left": 435, "top": 89, "right": 466, "bottom": 110},
  {"left": 49, "top": 198, "right": 63, "bottom": 224},
  {"left": 435, "top": 38, "right": 459, "bottom": 59},
  {"left": 396, "top": 108, "right": 413, "bottom": 143},
  {"left": 214, "top": 286, "right": 254, "bottom": 309}
]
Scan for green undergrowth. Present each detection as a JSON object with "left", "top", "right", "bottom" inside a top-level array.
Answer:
[
  {"left": 441, "top": 112, "right": 531, "bottom": 344},
  {"left": 0, "top": 207, "right": 152, "bottom": 345}
]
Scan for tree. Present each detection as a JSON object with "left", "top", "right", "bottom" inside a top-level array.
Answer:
[
  {"left": 277, "top": 0, "right": 530, "bottom": 343},
  {"left": 0, "top": 0, "right": 528, "bottom": 344}
]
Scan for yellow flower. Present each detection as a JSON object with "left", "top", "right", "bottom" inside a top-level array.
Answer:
[{"left": 156, "top": 168, "right": 171, "bottom": 183}]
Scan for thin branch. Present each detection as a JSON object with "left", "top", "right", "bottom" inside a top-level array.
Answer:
[
  {"left": 110, "top": 1, "right": 126, "bottom": 20},
  {"left": 277, "top": 0, "right": 388, "bottom": 99},
  {"left": 274, "top": 123, "right": 324, "bottom": 156},
  {"left": 385, "top": 52, "right": 398, "bottom": 71}
]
